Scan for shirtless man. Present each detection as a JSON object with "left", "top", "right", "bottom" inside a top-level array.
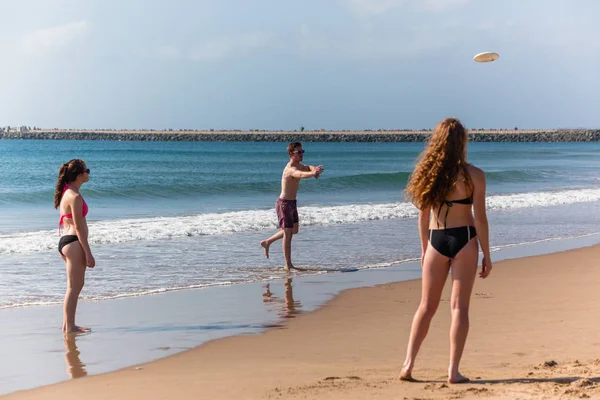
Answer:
[{"left": 260, "top": 142, "right": 323, "bottom": 271}]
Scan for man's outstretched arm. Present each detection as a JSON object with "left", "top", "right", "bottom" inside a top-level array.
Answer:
[{"left": 290, "top": 165, "right": 323, "bottom": 179}]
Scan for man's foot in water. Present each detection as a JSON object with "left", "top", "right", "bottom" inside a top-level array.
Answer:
[{"left": 260, "top": 240, "right": 270, "bottom": 259}]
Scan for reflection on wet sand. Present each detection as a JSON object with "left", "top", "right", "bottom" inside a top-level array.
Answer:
[
  {"left": 283, "top": 278, "right": 302, "bottom": 317},
  {"left": 262, "top": 278, "right": 302, "bottom": 318},
  {"left": 64, "top": 334, "right": 87, "bottom": 379}
]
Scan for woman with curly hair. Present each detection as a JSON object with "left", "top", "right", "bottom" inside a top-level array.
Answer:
[{"left": 400, "top": 117, "right": 492, "bottom": 384}]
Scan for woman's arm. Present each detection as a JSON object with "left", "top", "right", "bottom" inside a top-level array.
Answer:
[
  {"left": 418, "top": 208, "right": 430, "bottom": 264},
  {"left": 71, "top": 194, "right": 95, "bottom": 268},
  {"left": 471, "top": 166, "right": 492, "bottom": 278}
]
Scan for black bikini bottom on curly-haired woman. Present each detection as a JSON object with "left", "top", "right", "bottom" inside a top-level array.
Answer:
[
  {"left": 58, "top": 235, "right": 79, "bottom": 256},
  {"left": 429, "top": 226, "right": 477, "bottom": 259}
]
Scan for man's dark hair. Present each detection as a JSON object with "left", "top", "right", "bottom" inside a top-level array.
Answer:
[{"left": 287, "top": 142, "right": 302, "bottom": 156}]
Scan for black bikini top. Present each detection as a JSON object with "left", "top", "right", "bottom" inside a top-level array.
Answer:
[
  {"left": 436, "top": 196, "right": 473, "bottom": 229},
  {"left": 445, "top": 197, "right": 473, "bottom": 205}
]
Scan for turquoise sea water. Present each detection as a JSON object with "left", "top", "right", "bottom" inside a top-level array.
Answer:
[{"left": 1, "top": 140, "right": 600, "bottom": 308}]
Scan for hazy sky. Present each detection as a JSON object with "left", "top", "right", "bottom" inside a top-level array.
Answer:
[{"left": 1, "top": 0, "right": 598, "bottom": 130}]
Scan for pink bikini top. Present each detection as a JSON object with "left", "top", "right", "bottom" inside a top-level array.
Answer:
[{"left": 58, "top": 184, "right": 88, "bottom": 230}]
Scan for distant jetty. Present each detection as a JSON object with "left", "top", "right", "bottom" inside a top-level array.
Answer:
[{"left": 2, "top": 129, "right": 599, "bottom": 142}]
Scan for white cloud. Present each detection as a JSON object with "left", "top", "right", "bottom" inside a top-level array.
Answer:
[
  {"left": 502, "top": 16, "right": 600, "bottom": 51},
  {"left": 138, "top": 33, "right": 272, "bottom": 62},
  {"left": 21, "top": 20, "right": 88, "bottom": 56},
  {"left": 343, "top": 32, "right": 457, "bottom": 58},
  {"left": 344, "top": 0, "right": 405, "bottom": 15},
  {"left": 296, "top": 21, "right": 462, "bottom": 59},
  {"left": 156, "top": 45, "right": 182, "bottom": 59},
  {"left": 189, "top": 33, "right": 271, "bottom": 61},
  {"left": 421, "top": 0, "right": 471, "bottom": 12},
  {"left": 298, "top": 24, "right": 329, "bottom": 54},
  {"left": 343, "top": 0, "right": 471, "bottom": 15}
]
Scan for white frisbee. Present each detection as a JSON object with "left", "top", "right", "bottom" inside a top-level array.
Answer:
[{"left": 473, "top": 52, "right": 499, "bottom": 63}]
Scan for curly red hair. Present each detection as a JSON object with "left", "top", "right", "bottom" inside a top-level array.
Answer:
[{"left": 405, "top": 118, "right": 472, "bottom": 210}]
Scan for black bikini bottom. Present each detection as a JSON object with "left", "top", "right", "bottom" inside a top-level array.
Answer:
[
  {"left": 429, "top": 226, "right": 477, "bottom": 259},
  {"left": 58, "top": 235, "right": 79, "bottom": 256}
]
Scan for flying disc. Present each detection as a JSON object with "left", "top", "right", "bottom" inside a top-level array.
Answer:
[{"left": 473, "top": 52, "right": 499, "bottom": 63}]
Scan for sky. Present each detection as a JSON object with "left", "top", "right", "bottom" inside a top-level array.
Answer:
[{"left": 0, "top": 0, "right": 598, "bottom": 130}]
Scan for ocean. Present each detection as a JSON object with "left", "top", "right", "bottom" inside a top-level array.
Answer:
[{"left": 1, "top": 140, "right": 600, "bottom": 309}]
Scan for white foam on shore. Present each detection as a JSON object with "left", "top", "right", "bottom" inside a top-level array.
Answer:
[
  {"left": 3, "top": 231, "right": 599, "bottom": 310},
  {"left": 2, "top": 187, "right": 600, "bottom": 255},
  {"left": 490, "top": 232, "right": 600, "bottom": 251}
]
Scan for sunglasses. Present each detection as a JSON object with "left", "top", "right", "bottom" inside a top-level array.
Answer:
[
  {"left": 293, "top": 150, "right": 305, "bottom": 154},
  {"left": 84, "top": 168, "right": 90, "bottom": 174}
]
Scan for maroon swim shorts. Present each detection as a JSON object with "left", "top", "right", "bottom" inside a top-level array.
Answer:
[{"left": 275, "top": 198, "right": 299, "bottom": 229}]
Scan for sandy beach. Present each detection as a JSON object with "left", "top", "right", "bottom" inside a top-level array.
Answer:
[{"left": 4, "top": 244, "right": 600, "bottom": 400}]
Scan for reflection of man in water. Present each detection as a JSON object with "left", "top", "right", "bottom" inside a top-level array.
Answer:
[
  {"left": 64, "top": 334, "right": 87, "bottom": 379},
  {"left": 262, "top": 283, "right": 274, "bottom": 300},
  {"left": 262, "top": 279, "right": 302, "bottom": 318},
  {"left": 283, "top": 278, "right": 301, "bottom": 317}
]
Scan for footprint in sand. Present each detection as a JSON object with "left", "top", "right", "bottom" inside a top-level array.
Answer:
[
  {"left": 466, "top": 387, "right": 490, "bottom": 394},
  {"left": 570, "top": 378, "right": 594, "bottom": 388},
  {"left": 323, "top": 376, "right": 362, "bottom": 381},
  {"left": 424, "top": 383, "right": 448, "bottom": 390},
  {"left": 540, "top": 360, "right": 558, "bottom": 368}
]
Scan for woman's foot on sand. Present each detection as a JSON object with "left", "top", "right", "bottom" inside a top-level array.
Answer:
[
  {"left": 399, "top": 367, "right": 417, "bottom": 382},
  {"left": 260, "top": 241, "right": 270, "bottom": 259},
  {"left": 448, "top": 372, "right": 470, "bottom": 384}
]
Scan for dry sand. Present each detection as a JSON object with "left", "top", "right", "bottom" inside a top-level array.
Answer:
[{"left": 6, "top": 246, "right": 600, "bottom": 399}]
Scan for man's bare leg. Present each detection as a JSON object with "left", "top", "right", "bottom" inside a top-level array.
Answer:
[
  {"left": 260, "top": 230, "right": 284, "bottom": 259},
  {"left": 282, "top": 227, "right": 294, "bottom": 271}
]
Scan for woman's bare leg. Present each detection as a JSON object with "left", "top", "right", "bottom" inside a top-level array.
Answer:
[
  {"left": 401, "top": 246, "right": 450, "bottom": 380},
  {"left": 447, "top": 239, "right": 478, "bottom": 383},
  {"left": 62, "top": 242, "right": 89, "bottom": 333}
]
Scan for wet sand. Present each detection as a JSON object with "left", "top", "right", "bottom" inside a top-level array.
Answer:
[
  {"left": 5, "top": 244, "right": 600, "bottom": 399},
  {"left": 0, "top": 261, "right": 423, "bottom": 395}
]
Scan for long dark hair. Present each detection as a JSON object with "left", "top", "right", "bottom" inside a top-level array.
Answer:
[
  {"left": 54, "top": 159, "right": 86, "bottom": 209},
  {"left": 405, "top": 118, "right": 472, "bottom": 210}
]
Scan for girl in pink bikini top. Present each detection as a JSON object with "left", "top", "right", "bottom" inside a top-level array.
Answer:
[
  {"left": 54, "top": 158, "right": 95, "bottom": 334},
  {"left": 58, "top": 183, "right": 89, "bottom": 231}
]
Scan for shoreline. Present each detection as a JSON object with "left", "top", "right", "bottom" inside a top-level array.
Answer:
[
  {"left": 2, "top": 231, "right": 599, "bottom": 311},
  {"left": 2, "top": 129, "right": 600, "bottom": 142},
  {"left": 3, "top": 233, "right": 600, "bottom": 399}
]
